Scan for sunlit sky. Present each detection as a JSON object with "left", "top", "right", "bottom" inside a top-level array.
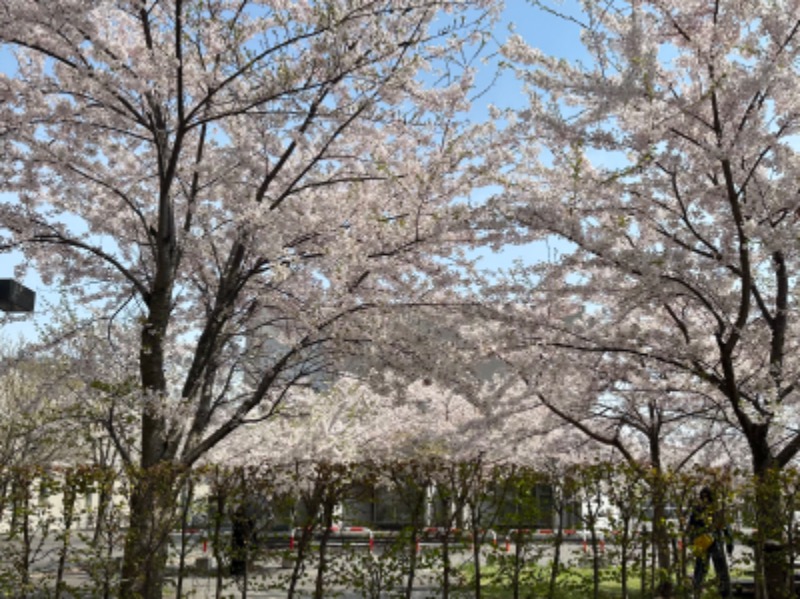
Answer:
[{"left": 0, "top": 0, "right": 586, "bottom": 341}]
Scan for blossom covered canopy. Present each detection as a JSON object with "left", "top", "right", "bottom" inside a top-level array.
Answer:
[
  {"left": 491, "top": 0, "right": 800, "bottom": 471},
  {"left": 0, "top": 0, "right": 497, "bottom": 469}
]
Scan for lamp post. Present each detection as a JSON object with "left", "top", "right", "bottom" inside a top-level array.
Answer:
[{"left": 0, "top": 279, "right": 35, "bottom": 313}]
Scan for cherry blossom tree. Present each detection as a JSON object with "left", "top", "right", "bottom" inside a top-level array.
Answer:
[
  {"left": 414, "top": 300, "right": 737, "bottom": 595},
  {"left": 484, "top": 334, "right": 737, "bottom": 595},
  {"left": 0, "top": 1, "right": 497, "bottom": 595},
  {"left": 489, "top": 0, "right": 800, "bottom": 595}
]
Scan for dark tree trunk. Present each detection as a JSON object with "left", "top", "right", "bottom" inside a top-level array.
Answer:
[
  {"left": 752, "top": 450, "right": 791, "bottom": 599},
  {"left": 403, "top": 482, "right": 427, "bottom": 599},
  {"left": 120, "top": 288, "right": 176, "bottom": 599},
  {"left": 313, "top": 498, "right": 336, "bottom": 599},
  {"left": 651, "top": 493, "right": 673, "bottom": 598},
  {"left": 175, "top": 478, "right": 195, "bottom": 599},
  {"left": 120, "top": 465, "right": 180, "bottom": 599}
]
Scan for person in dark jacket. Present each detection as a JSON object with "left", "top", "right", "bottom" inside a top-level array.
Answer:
[{"left": 687, "top": 486, "right": 734, "bottom": 598}]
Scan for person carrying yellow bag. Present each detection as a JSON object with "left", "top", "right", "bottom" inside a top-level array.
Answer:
[{"left": 687, "top": 486, "right": 734, "bottom": 598}]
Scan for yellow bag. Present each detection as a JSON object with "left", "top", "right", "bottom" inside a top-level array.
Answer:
[{"left": 691, "top": 533, "right": 714, "bottom": 557}]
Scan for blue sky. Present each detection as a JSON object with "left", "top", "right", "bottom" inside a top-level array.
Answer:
[{"left": 0, "top": 0, "right": 586, "bottom": 342}]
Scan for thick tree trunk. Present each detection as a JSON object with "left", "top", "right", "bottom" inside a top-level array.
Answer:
[
  {"left": 120, "top": 296, "right": 176, "bottom": 599},
  {"left": 651, "top": 494, "right": 673, "bottom": 598},
  {"left": 649, "top": 438, "right": 673, "bottom": 598},
  {"left": 752, "top": 454, "right": 791, "bottom": 599},
  {"left": 120, "top": 464, "right": 179, "bottom": 599}
]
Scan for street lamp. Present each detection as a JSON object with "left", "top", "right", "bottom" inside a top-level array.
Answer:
[{"left": 0, "top": 279, "right": 35, "bottom": 313}]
